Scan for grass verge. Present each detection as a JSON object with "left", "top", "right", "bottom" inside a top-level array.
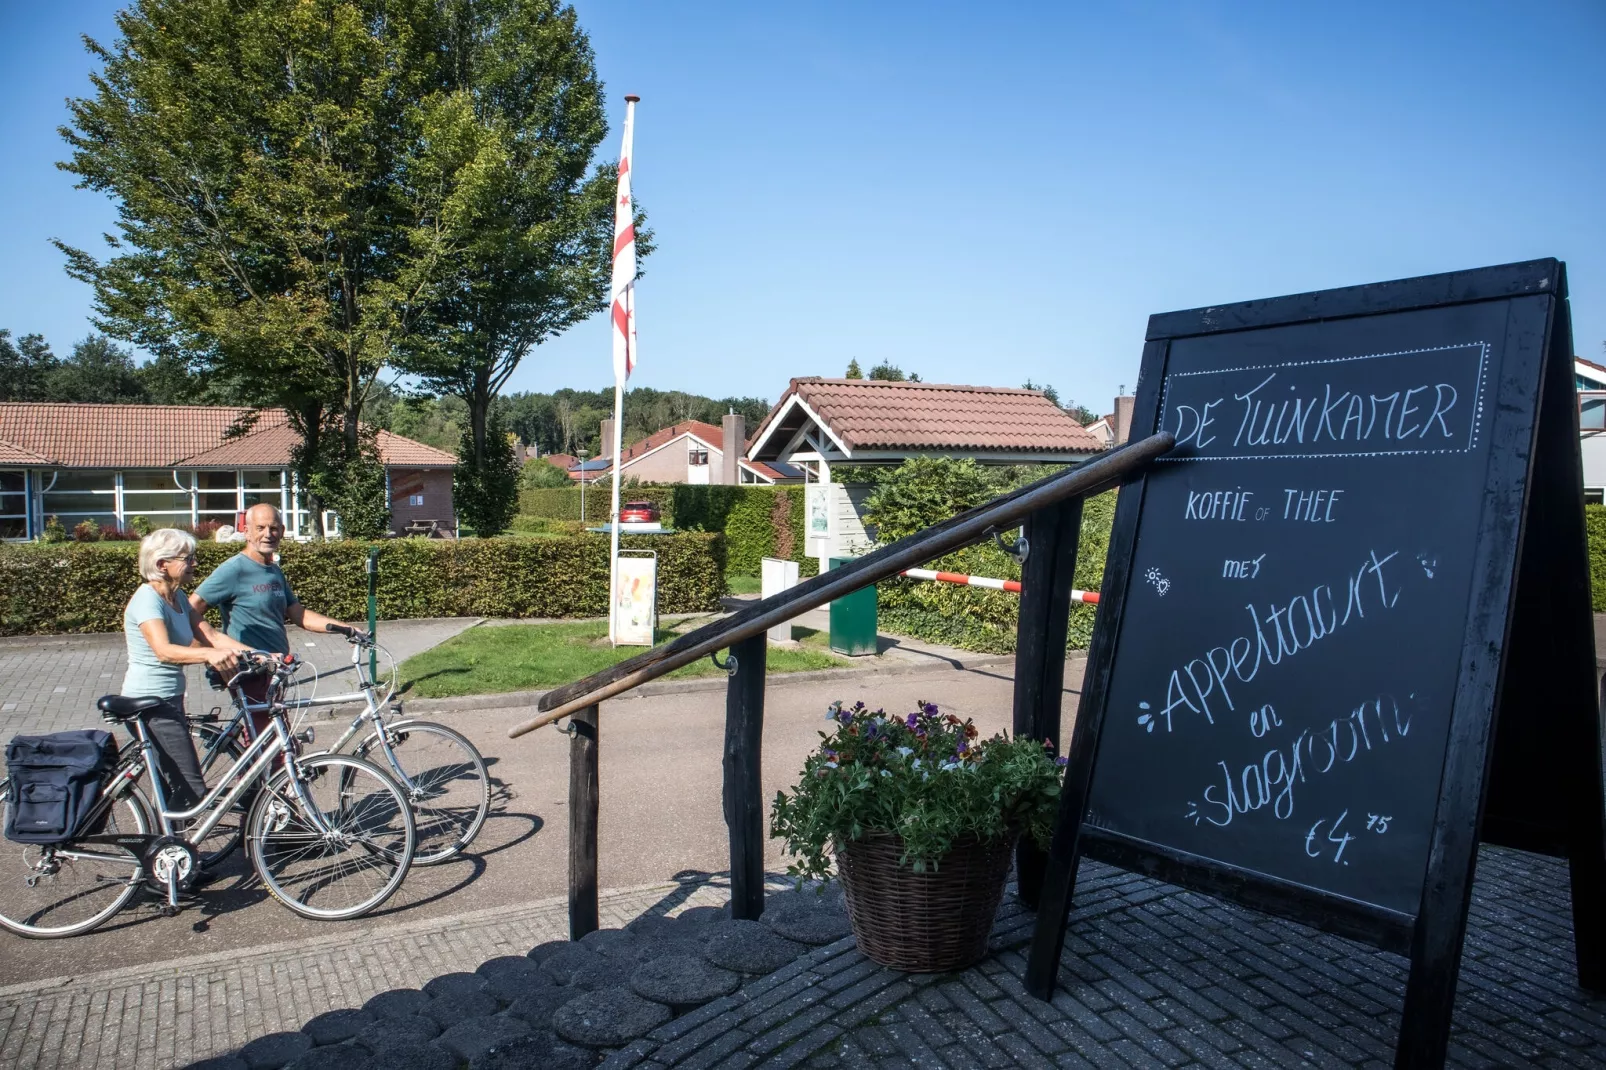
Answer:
[
  {"left": 399, "top": 620, "right": 851, "bottom": 698},
  {"left": 727, "top": 573, "right": 762, "bottom": 595}
]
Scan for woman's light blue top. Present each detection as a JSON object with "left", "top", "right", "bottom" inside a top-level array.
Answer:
[{"left": 121, "top": 584, "right": 194, "bottom": 699}]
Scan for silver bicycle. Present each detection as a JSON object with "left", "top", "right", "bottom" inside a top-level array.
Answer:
[
  {"left": 0, "top": 654, "right": 416, "bottom": 938},
  {"left": 190, "top": 625, "right": 489, "bottom": 867}
]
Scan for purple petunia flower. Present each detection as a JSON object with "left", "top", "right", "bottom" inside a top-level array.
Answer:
[
  {"left": 906, "top": 712, "right": 919, "bottom": 728},
  {"left": 1055, "top": 756, "right": 1069, "bottom": 766}
]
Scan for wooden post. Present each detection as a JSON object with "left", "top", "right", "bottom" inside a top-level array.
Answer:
[
  {"left": 724, "top": 634, "right": 768, "bottom": 920},
  {"left": 1010, "top": 497, "right": 1083, "bottom": 909},
  {"left": 569, "top": 704, "right": 599, "bottom": 940}
]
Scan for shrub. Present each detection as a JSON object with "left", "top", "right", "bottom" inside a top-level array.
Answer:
[
  {"left": 1588, "top": 504, "right": 1606, "bottom": 611},
  {"left": 518, "top": 485, "right": 675, "bottom": 524},
  {"left": 0, "top": 533, "right": 724, "bottom": 635},
  {"left": 72, "top": 520, "right": 102, "bottom": 542},
  {"left": 41, "top": 515, "right": 68, "bottom": 544},
  {"left": 521, "top": 458, "right": 574, "bottom": 489},
  {"left": 128, "top": 515, "right": 155, "bottom": 537},
  {"left": 861, "top": 458, "right": 996, "bottom": 542}
]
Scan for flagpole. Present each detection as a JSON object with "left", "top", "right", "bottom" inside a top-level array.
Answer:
[{"left": 608, "top": 94, "right": 640, "bottom": 646}]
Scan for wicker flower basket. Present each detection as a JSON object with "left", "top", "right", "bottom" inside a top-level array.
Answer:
[{"left": 834, "top": 830, "right": 1016, "bottom": 972}]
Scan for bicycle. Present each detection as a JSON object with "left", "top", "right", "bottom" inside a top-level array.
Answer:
[
  {"left": 0, "top": 654, "right": 416, "bottom": 938},
  {"left": 189, "top": 625, "right": 489, "bottom": 867}
]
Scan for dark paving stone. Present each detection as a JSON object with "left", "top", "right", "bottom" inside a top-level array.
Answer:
[
  {"left": 527, "top": 939, "right": 569, "bottom": 962},
  {"left": 183, "top": 1058, "right": 246, "bottom": 1070},
  {"left": 434, "top": 1013, "right": 533, "bottom": 1062},
  {"left": 478, "top": 955, "right": 548, "bottom": 986},
  {"left": 631, "top": 953, "right": 740, "bottom": 1008},
  {"left": 675, "top": 905, "right": 727, "bottom": 926},
  {"left": 424, "top": 971, "right": 490, "bottom": 1000},
  {"left": 240, "top": 1031, "right": 313, "bottom": 1069},
  {"left": 467, "top": 1030, "right": 598, "bottom": 1070},
  {"left": 302, "top": 1009, "right": 375, "bottom": 1046},
  {"left": 540, "top": 944, "right": 604, "bottom": 985},
  {"left": 763, "top": 888, "right": 852, "bottom": 946},
  {"left": 569, "top": 954, "right": 635, "bottom": 991},
  {"left": 421, "top": 989, "right": 500, "bottom": 1026},
  {"left": 480, "top": 959, "right": 553, "bottom": 1003},
  {"left": 504, "top": 985, "right": 580, "bottom": 1031},
  {"left": 578, "top": 927, "right": 632, "bottom": 954},
  {"left": 355, "top": 1014, "right": 441, "bottom": 1055},
  {"left": 283, "top": 1041, "right": 362, "bottom": 1070},
  {"left": 363, "top": 989, "right": 432, "bottom": 1021},
  {"left": 625, "top": 913, "right": 679, "bottom": 938},
  {"left": 702, "top": 918, "right": 810, "bottom": 974},
  {"left": 552, "top": 986, "right": 673, "bottom": 1048},
  {"left": 354, "top": 1041, "right": 456, "bottom": 1070}
]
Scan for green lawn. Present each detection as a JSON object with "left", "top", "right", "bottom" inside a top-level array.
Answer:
[
  {"left": 399, "top": 620, "right": 851, "bottom": 698},
  {"left": 727, "top": 573, "right": 762, "bottom": 595}
]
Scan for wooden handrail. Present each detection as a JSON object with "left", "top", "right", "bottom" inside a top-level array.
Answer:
[{"left": 508, "top": 431, "right": 1175, "bottom": 738}]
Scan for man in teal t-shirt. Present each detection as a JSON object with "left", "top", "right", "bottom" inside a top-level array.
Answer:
[{"left": 192, "top": 504, "right": 350, "bottom": 654}]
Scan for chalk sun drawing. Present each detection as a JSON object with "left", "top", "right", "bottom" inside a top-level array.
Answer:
[
  {"left": 1144, "top": 567, "right": 1172, "bottom": 597},
  {"left": 1417, "top": 552, "right": 1437, "bottom": 579}
]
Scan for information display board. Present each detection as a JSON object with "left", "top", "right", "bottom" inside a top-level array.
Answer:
[{"left": 1027, "top": 260, "right": 1606, "bottom": 1069}]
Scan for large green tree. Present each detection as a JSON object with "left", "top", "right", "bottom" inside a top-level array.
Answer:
[
  {"left": 395, "top": 0, "right": 650, "bottom": 529},
  {"left": 56, "top": 0, "right": 468, "bottom": 530},
  {"left": 0, "top": 332, "right": 59, "bottom": 401}
]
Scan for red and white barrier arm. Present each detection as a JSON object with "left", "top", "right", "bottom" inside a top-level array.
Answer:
[{"left": 898, "top": 568, "right": 1099, "bottom": 604}]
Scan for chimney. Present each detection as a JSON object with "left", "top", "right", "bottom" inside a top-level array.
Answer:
[
  {"left": 721, "top": 413, "right": 746, "bottom": 486},
  {"left": 600, "top": 418, "right": 615, "bottom": 459},
  {"left": 1113, "top": 395, "right": 1135, "bottom": 446}
]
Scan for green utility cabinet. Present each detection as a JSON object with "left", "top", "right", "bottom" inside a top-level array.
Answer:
[{"left": 828, "top": 556, "right": 878, "bottom": 656}]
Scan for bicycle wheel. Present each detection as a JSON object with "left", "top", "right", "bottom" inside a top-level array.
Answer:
[
  {"left": 247, "top": 754, "right": 414, "bottom": 920},
  {"left": 189, "top": 721, "right": 248, "bottom": 868},
  {"left": 359, "top": 720, "right": 490, "bottom": 865},
  {"left": 0, "top": 776, "right": 152, "bottom": 938}
]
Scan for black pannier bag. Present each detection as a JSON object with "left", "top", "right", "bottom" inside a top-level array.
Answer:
[{"left": 4, "top": 730, "right": 118, "bottom": 844}]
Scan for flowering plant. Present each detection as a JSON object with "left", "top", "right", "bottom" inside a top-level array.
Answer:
[{"left": 770, "top": 700, "right": 1067, "bottom": 882}]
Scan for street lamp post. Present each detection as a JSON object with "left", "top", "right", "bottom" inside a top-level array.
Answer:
[{"left": 577, "top": 449, "right": 589, "bottom": 522}]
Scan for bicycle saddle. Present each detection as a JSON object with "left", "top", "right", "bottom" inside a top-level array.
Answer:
[{"left": 97, "top": 695, "right": 167, "bottom": 721}]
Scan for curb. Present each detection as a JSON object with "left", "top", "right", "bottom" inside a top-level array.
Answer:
[{"left": 396, "top": 651, "right": 1019, "bottom": 716}]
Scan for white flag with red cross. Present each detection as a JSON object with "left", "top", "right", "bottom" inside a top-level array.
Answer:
[{"left": 611, "top": 96, "right": 639, "bottom": 382}]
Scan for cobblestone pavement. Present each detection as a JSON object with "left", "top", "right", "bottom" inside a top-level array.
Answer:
[
  {"left": 0, "top": 618, "right": 480, "bottom": 737},
  {"left": 0, "top": 875, "right": 738, "bottom": 1070},
  {"left": 5, "top": 843, "right": 1595, "bottom": 1069}
]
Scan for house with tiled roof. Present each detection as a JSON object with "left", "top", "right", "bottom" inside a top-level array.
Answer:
[
  {"left": 746, "top": 378, "right": 1103, "bottom": 480},
  {"left": 0, "top": 403, "right": 456, "bottom": 540},
  {"left": 581, "top": 416, "right": 801, "bottom": 486},
  {"left": 745, "top": 378, "right": 1103, "bottom": 569}
]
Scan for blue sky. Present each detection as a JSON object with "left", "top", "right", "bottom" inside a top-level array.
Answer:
[{"left": 2, "top": 1, "right": 1602, "bottom": 413}]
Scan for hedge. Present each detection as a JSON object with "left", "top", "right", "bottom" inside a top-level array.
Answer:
[
  {"left": 875, "top": 491, "right": 1116, "bottom": 654},
  {"left": 518, "top": 483, "right": 819, "bottom": 579},
  {"left": 518, "top": 485, "right": 676, "bottom": 524},
  {"left": 1589, "top": 504, "right": 1606, "bottom": 612},
  {"left": 0, "top": 533, "right": 724, "bottom": 636}
]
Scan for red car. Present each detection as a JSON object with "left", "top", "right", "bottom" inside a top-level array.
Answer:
[{"left": 618, "top": 501, "right": 661, "bottom": 524}]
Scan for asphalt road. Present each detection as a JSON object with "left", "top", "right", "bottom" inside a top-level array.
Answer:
[{"left": 0, "top": 660, "right": 1055, "bottom": 984}]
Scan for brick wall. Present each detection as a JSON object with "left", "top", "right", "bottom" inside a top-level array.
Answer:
[{"left": 388, "top": 467, "right": 455, "bottom": 535}]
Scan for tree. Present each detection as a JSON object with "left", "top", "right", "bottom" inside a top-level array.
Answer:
[
  {"left": 1021, "top": 379, "right": 1060, "bottom": 407},
  {"left": 454, "top": 408, "right": 521, "bottom": 535},
  {"left": 48, "top": 336, "right": 147, "bottom": 403},
  {"left": 521, "top": 457, "right": 573, "bottom": 488},
  {"left": 868, "top": 361, "right": 920, "bottom": 383},
  {"left": 57, "top": 0, "right": 458, "bottom": 533},
  {"left": 861, "top": 457, "right": 997, "bottom": 542},
  {"left": 0, "top": 332, "right": 58, "bottom": 401},
  {"left": 397, "top": 0, "right": 650, "bottom": 537},
  {"left": 845, "top": 358, "right": 863, "bottom": 379}
]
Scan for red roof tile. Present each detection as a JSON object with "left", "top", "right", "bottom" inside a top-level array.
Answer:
[
  {"left": 750, "top": 379, "right": 1101, "bottom": 457},
  {"left": 0, "top": 403, "right": 453, "bottom": 468}
]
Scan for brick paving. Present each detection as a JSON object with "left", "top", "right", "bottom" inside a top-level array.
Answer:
[
  {"left": 0, "top": 618, "right": 479, "bottom": 738},
  {"left": 3, "top": 844, "right": 1595, "bottom": 1069}
]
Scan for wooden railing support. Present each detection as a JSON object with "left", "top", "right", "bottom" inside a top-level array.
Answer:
[
  {"left": 569, "top": 704, "right": 600, "bottom": 939},
  {"left": 722, "top": 634, "right": 768, "bottom": 920},
  {"left": 1010, "top": 497, "right": 1084, "bottom": 909}
]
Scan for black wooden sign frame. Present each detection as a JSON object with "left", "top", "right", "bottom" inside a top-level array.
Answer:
[{"left": 1026, "top": 259, "right": 1606, "bottom": 1068}]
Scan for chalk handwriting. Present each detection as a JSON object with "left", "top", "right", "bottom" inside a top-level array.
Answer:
[
  {"left": 1195, "top": 695, "right": 1411, "bottom": 830},
  {"left": 1282, "top": 489, "right": 1344, "bottom": 523},
  {"left": 1186, "top": 489, "right": 1253, "bottom": 521},
  {"left": 1304, "top": 811, "right": 1356, "bottom": 864},
  {"left": 1222, "top": 554, "right": 1267, "bottom": 580},
  {"left": 1153, "top": 549, "right": 1402, "bottom": 732}
]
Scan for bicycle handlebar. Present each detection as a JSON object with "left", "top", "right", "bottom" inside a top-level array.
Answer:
[{"left": 326, "top": 623, "right": 374, "bottom": 648}]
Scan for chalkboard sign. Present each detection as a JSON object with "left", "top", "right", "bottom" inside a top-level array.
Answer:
[{"left": 1027, "top": 260, "right": 1606, "bottom": 1069}]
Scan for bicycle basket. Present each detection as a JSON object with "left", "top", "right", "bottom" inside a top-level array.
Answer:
[{"left": 4, "top": 730, "right": 118, "bottom": 844}]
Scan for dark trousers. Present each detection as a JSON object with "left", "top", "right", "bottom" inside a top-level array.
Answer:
[{"left": 129, "top": 696, "right": 208, "bottom": 812}]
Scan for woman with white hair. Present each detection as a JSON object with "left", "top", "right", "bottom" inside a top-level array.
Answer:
[{"left": 122, "top": 528, "right": 250, "bottom": 813}]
